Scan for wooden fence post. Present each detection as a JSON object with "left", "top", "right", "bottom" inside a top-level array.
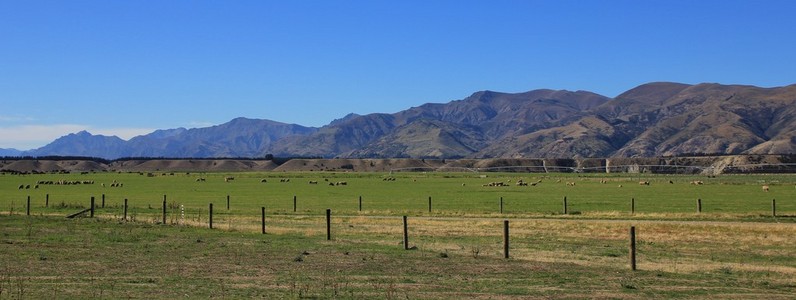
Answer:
[
  {"left": 631, "top": 197, "right": 635, "bottom": 215},
  {"left": 46, "top": 194, "right": 49, "bottom": 208},
  {"left": 630, "top": 226, "right": 637, "bottom": 271},
  {"left": 326, "top": 208, "right": 331, "bottom": 241},
  {"left": 403, "top": 216, "right": 409, "bottom": 250},
  {"left": 563, "top": 196, "right": 568, "bottom": 215},
  {"left": 209, "top": 203, "right": 214, "bottom": 229},
  {"left": 26, "top": 196, "right": 30, "bottom": 216},
  {"left": 503, "top": 220, "right": 510, "bottom": 259},
  {"left": 293, "top": 195, "right": 297, "bottom": 212},
  {"left": 123, "top": 198, "right": 128, "bottom": 221},
  {"left": 697, "top": 198, "right": 702, "bottom": 213},
  {"left": 359, "top": 196, "right": 362, "bottom": 212},
  {"left": 428, "top": 196, "right": 432, "bottom": 213},
  {"left": 772, "top": 199, "right": 776, "bottom": 217},
  {"left": 102, "top": 194, "right": 105, "bottom": 208},
  {"left": 227, "top": 195, "right": 230, "bottom": 210},
  {"left": 162, "top": 195, "right": 167, "bottom": 224},
  {"left": 90, "top": 196, "right": 95, "bottom": 218},
  {"left": 261, "top": 207, "right": 266, "bottom": 234}
]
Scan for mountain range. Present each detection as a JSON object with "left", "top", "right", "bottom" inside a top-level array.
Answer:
[{"left": 16, "top": 82, "right": 796, "bottom": 159}]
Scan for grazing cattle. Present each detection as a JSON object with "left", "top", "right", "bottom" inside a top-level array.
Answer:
[
  {"left": 639, "top": 181, "right": 650, "bottom": 186},
  {"left": 260, "top": 179, "right": 267, "bottom": 183},
  {"left": 669, "top": 180, "right": 674, "bottom": 184},
  {"left": 618, "top": 185, "right": 623, "bottom": 188},
  {"left": 280, "top": 178, "right": 290, "bottom": 183},
  {"left": 34, "top": 184, "right": 39, "bottom": 189},
  {"left": 329, "top": 182, "right": 335, "bottom": 186},
  {"left": 461, "top": 183, "right": 466, "bottom": 186},
  {"left": 309, "top": 180, "right": 318, "bottom": 184},
  {"left": 336, "top": 181, "right": 347, "bottom": 186},
  {"left": 600, "top": 179, "right": 607, "bottom": 184},
  {"left": 762, "top": 185, "right": 770, "bottom": 192},
  {"left": 18, "top": 184, "right": 24, "bottom": 189},
  {"left": 224, "top": 177, "right": 235, "bottom": 182},
  {"left": 566, "top": 182, "right": 576, "bottom": 186},
  {"left": 690, "top": 180, "right": 704, "bottom": 185},
  {"left": 517, "top": 182, "right": 528, "bottom": 186}
]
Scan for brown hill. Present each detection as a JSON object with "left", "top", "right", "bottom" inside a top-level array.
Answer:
[
  {"left": 109, "top": 160, "right": 279, "bottom": 172},
  {"left": 475, "top": 83, "right": 796, "bottom": 158},
  {"left": 2, "top": 156, "right": 795, "bottom": 174}
]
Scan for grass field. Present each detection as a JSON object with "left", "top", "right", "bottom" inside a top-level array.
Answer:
[
  {"left": 1, "top": 171, "right": 795, "bottom": 298},
  {"left": 3, "top": 171, "right": 795, "bottom": 218}
]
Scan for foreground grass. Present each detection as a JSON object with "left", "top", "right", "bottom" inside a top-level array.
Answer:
[
  {"left": 1, "top": 215, "right": 794, "bottom": 299},
  {"left": 2, "top": 172, "right": 795, "bottom": 298}
]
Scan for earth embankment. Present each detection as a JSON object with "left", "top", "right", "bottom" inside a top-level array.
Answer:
[{"left": 2, "top": 155, "right": 795, "bottom": 173}]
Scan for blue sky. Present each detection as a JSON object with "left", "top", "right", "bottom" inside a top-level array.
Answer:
[{"left": 2, "top": 0, "right": 795, "bottom": 150}]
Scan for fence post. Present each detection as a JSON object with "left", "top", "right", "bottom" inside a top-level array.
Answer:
[
  {"left": 403, "top": 216, "right": 409, "bottom": 250},
  {"left": 102, "top": 194, "right": 105, "bottom": 208},
  {"left": 46, "top": 194, "right": 49, "bottom": 208},
  {"left": 26, "top": 196, "right": 30, "bottom": 216},
  {"left": 90, "top": 196, "right": 95, "bottom": 218},
  {"left": 772, "top": 199, "right": 776, "bottom": 217},
  {"left": 359, "top": 196, "right": 362, "bottom": 212},
  {"left": 563, "top": 196, "right": 568, "bottom": 215},
  {"left": 227, "top": 195, "right": 230, "bottom": 210},
  {"left": 631, "top": 197, "right": 635, "bottom": 215},
  {"left": 209, "top": 203, "right": 214, "bottom": 229},
  {"left": 697, "top": 198, "right": 702, "bottom": 213},
  {"left": 293, "top": 195, "right": 297, "bottom": 212},
  {"left": 326, "top": 208, "right": 331, "bottom": 241},
  {"left": 162, "top": 195, "right": 167, "bottom": 224},
  {"left": 261, "top": 207, "right": 266, "bottom": 234},
  {"left": 503, "top": 220, "right": 510, "bottom": 259},
  {"left": 629, "top": 226, "right": 637, "bottom": 271},
  {"left": 428, "top": 196, "right": 432, "bottom": 213},
  {"left": 123, "top": 198, "right": 128, "bottom": 221}
]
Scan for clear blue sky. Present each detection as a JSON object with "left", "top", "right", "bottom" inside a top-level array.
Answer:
[{"left": 2, "top": 0, "right": 795, "bottom": 150}]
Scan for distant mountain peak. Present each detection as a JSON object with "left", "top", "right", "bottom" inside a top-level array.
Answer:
[
  {"left": 328, "top": 113, "right": 362, "bottom": 126},
  {"left": 18, "top": 82, "right": 796, "bottom": 159}
]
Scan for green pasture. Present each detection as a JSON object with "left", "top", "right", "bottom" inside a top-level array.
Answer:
[
  {"left": 2, "top": 171, "right": 794, "bottom": 221},
  {"left": 1, "top": 171, "right": 795, "bottom": 298}
]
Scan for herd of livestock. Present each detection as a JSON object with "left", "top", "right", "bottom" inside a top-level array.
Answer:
[{"left": 12, "top": 174, "right": 778, "bottom": 192}]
